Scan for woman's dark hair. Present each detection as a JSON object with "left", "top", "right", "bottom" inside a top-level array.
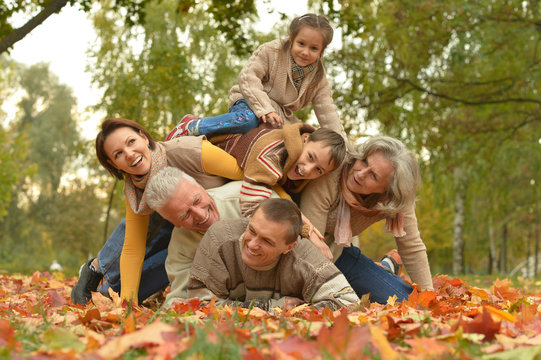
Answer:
[{"left": 95, "top": 118, "right": 156, "bottom": 180}]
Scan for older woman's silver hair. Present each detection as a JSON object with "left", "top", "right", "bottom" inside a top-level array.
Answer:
[
  {"left": 145, "top": 167, "right": 198, "bottom": 211},
  {"left": 348, "top": 136, "right": 420, "bottom": 214}
]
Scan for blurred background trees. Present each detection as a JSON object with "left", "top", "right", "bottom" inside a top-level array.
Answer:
[{"left": 0, "top": 0, "right": 539, "bottom": 277}]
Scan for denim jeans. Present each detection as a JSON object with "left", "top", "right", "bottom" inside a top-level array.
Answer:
[
  {"left": 335, "top": 245, "right": 412, "bottom": 304},
  {"left": 196, "top": 99, "right": 259, "bottom": 136},
  {"left": 97, "top": 211, "right": 173, "bottom": 303}
]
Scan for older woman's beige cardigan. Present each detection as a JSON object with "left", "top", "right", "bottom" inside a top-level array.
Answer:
[{"left": 300, "top": 166, "right": 434, "bottom": 291}]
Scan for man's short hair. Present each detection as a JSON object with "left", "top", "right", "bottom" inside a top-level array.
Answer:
[
  {"left": 145, "top": 167, "right": 198, "bottom": 211},
  {"left": 254, "top": 198, "right": 302, "bottom": 244}
]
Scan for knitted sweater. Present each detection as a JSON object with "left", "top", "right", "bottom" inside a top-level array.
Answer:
[
  {"left": 300, "top": 165, "right": 434, "bottom": 291},
  {"left": 188, "top": 218, "right": 359, "bottom": 311},
  {"left": 120, "top": 136, "right": 240, "bottom": 301},
  {"left": 229, "top": 39, "right": 345, "bottom": 138},
  {"left": 212, "top": 123, "right": 314, "bottom": 216}
]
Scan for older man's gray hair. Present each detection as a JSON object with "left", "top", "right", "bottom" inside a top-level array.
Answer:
[{"left": 145, "top": 167, "right": 198, "bottom": 211}]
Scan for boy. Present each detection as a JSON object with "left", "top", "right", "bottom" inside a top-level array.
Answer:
[{"left": 210, "top": 122, "right": 346, "bottom": 216}]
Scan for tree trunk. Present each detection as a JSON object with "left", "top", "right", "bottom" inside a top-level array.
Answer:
[
  {"left": 488, "top": 214, "right": 497, "bottom": 274},
  {"left": 453, "top": 167, "right": 466, "bottom": 275},
  {"left": 526, "top": 229, "right": 532, "bottom": 276},
  {"left": 0, "top": 0, "right": 69, "bottom": 54},
  {"left": 535, "top": 211, "right": 539, "bottom": 276},
  {"left": 500, "top": 223, "right": 508, "bottom": 274}
]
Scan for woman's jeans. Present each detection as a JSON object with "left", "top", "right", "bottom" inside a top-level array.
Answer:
[
  {"left": 335, "top": 246, "right": 413, "bottom": 304},
  {"left": 196, "top": 99, "right": 259, "bottom": 136},
  {"left": 96, "top": 212, "right": 174, "bottom": 303}
]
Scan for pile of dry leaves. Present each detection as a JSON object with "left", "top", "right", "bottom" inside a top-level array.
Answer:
[{"left": 0, "top": 272, "right": 540, "bottom": 359}]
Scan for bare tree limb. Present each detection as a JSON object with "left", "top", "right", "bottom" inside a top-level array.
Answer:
[
  {"left": 399, "top": 77, "right": 541, "bottom": 106},
  {"left": 0, "top": 0, "right": 69, "bottom": 54}
]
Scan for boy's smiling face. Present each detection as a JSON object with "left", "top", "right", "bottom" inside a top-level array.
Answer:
[{"left": 286, "top": 137, "right": 336, "bottom": 181}]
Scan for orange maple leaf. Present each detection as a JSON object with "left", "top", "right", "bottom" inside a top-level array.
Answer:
[
  {"left": 316, "top": 312, "right": 350, "bottom": 357},
  {"left": 492, "top": 279, "right": 520, "bottom": 302},
  {"left": 272, "top": 336, "right": 320, "bottom": 359}
]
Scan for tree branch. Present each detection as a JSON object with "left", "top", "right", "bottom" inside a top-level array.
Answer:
[
  {"left": 0, "top": 0, "right": 69, "bottom": 54},
  {"left": 399, "top": 77, "right": 541, "bottom": 106}
]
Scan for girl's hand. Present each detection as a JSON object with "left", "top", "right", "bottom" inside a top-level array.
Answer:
[{"left": 261, "top": 112, "right": 284, "bottom": 128}]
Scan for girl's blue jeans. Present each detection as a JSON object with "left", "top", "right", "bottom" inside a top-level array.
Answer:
[
  {"left": 96, "top": 212, "right": 173, "bottom": 303},
  {"left": 335, "top": 245, "right": 413, "bottom": 304},
  {"left": 196, "top": 99, "right": 259, "bottom": 136}
]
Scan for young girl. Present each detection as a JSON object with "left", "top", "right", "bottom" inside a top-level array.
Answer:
[{"left": 166, "top": 13, "right": 346, "bottom": 140}]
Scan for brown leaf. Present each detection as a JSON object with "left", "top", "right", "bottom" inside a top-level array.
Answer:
[{"left": 460, "top": 307, "right": 501, "bottom": 342}]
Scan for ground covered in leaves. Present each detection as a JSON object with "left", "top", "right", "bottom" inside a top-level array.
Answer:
[{"left": 0, "top": 272, "right": 540, "bottom": 359}]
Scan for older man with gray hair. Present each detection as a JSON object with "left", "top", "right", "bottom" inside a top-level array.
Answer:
[{"left": 145, "top": 166, "right": 258, "bottom": 304}]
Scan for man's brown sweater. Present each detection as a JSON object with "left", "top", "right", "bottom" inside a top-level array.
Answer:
[{"left": 187, "top": 218, "right": 359, "bottom": 311}]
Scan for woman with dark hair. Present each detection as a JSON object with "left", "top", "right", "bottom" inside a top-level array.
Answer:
[{"left": 71, "top": 118, "right": 243, "bottom": 304}]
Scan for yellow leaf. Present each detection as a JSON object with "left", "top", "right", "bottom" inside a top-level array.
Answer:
[
  {"left": 286, "top": 303, "right": 310, "bottom": 315},
  {"left": 259, "top": 330, "right": 286, "bottom": 341},
  {"left": 469, "top": 286, "right": 489, "bottom": 300},
  {"left": 485, "top": 305, "right": 516, "bottom": 323},
  {"left": 108, "top": 287, "right": 123, "bottom": 307},
  {"left": 347, "top": 314, "right": 368, "bottom": 325},
  {"left": 369, "top": 325, "right": 400, "bottom": 359},
  {"left": 386, "top": 295, "right": 398, "bottom": 306}
]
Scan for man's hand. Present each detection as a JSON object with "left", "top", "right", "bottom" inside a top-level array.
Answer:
[
  {"left": 261, "top": 112, "right": 284, "bottom": 128},
  {"left": 284, "top": 297, "right": 305, "bottom": 311}
]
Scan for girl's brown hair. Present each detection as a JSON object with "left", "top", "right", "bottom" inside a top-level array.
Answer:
[{"left": 95, "top": 118, "right": 156, "bottom": 180}]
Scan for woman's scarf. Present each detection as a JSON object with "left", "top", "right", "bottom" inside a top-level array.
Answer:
[
  {"left": 123, "top": 143, "right": 167, "bottom": 215},
  {"left": 334, "top": 164, "right": 406, "bottom": 246}
]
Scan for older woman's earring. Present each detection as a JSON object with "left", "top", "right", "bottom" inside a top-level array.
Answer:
[{"left": 148, "top": 144, "right": 151, "bottom": 149}]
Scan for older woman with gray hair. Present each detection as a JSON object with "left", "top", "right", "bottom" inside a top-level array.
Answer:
[{"left": 300, "top": 136, "right": 432, "bottom": 303}]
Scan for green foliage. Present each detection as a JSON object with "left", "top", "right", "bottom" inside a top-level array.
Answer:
[
  {"left": 313, "top": 0, "right": 541, "bottom": 274},
  {"left": 89, "top": 0, "right": 261, "bottom": 136},
  {"left": 0, "top": 128, "right": 31, "bottom": 218},
  {"left": 0, "top": 61, "right": 107, "bottom": 274}
]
